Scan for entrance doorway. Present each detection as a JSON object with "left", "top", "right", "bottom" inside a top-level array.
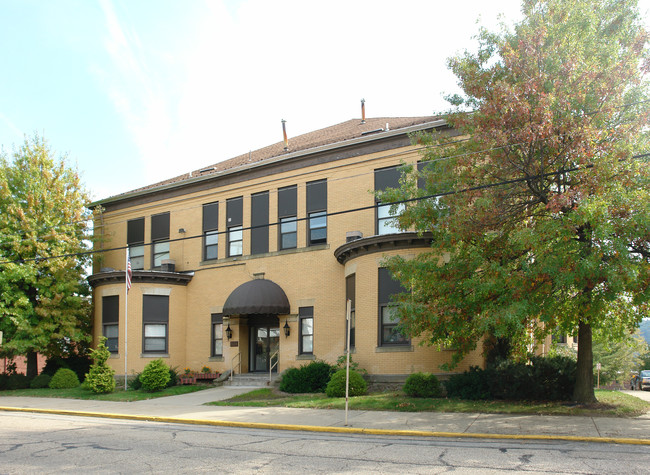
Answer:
[{"left": 249, "top": 316, "right": 280, "bottom": 372}]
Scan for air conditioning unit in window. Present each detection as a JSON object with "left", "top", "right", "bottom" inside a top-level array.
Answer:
[
  {"left": 346, "top": 231, "right": 363, "bottom": 243},
  {"left": 161, "top": 259, "right": 176, "bottom": 272}
]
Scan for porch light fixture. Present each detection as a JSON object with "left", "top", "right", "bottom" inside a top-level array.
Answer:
[
  {"left": 225, "top": 324, "right": 233, "bottom": 340},
  {"left": 283, "top": 321, "right": 290, "bottom": 338}
]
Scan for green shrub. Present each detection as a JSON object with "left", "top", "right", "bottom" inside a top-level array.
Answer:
[
  {"left": 30, "top": 373, "right": 52, "bottom": 389},
  {"left": 445, "top": 357, "right": 577, "bottom": 401},
  {"left": 129, "top": 373, "right": 143, "bottom": 390},
  {"left": 84, "top": 338, "right": 116, "bottom": 394},
  {"left": 7, "top": 373, "right": 31, "bottom": 390},
  {"left": 140, "top": 359, "right": 171, "bottom": 392},
  {"left": 403, "top": 372, "right": 442, "bottom": 398},
  {"left": 279, "top": 361, "right": 335, "bottom": 393},
  {"left": 0, "top": 373, "right": 9, "bottom": 390},
  {"left": 325, "top": 369, "right": 367, "bottom": 397},
  {"left": 49, "top": 368, "right": 80, "bottom": 389},
  {"left": 42, "top": 353, "right": 91, "bottom": 383},
  {"left": 445, "top": 366, "right": 493, "bottom": 400},
  {"left": 167, "top": 366, "right": 179, "bottom": 388}
]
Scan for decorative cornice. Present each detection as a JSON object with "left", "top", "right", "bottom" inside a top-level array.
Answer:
[
  {"left": 88, "top": 270, "right": 194, "bottom": 288},
  {"left": 333, "top": 232, "right": 433, "bottom": 265}
]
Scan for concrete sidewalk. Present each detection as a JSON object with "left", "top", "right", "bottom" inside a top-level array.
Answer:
[{"left": 1, "top": 386, "right": 650, "bottom": 445}]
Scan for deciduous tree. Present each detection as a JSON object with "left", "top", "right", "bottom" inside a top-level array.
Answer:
[
  {"left": 380, "top": 0, "right": 649, "bottom": 403},
  {"left": 0, "top": 135, "right": 92, "bottom": 378}
]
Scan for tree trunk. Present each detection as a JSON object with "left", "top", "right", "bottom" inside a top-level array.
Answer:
[
  {"left": 573, "top": 320, "right": 596, "bottom": 403},
  {"left": 26, "top": 350, "right": 38, "bottom": 379}
]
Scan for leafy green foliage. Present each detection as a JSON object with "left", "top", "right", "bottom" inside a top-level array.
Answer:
[
  {"left": 42, "top": 353, "right": 92, "bottom": 383},
  {"left": 29, "top": 373, "right": 51, "bottom": 389},
  {"left": 49, "top": 368, "right": 80, "bottom": 389},
  {"left": 446, "top": 356, "right": 576, "bottom": 401},
  {"left": 325, "top": 369, "right": 367, "bottom": 398},
  {"left": 140, "top": 359, "right": 171, "bottom": 392},
  {"left": 6, "top": 373, "right": 31, "bottom": 390},
  {"left": 0, "top": 373, "right": 9, "bottom": 390},
  {"left": 129, "top": 373, "right": 142, "bottom": 390},
  {"left": 403, "top": 372, "right": 442, "bottom": 398},
  {"left": 0, "top": 135, "right": 95, "bottom": 377},
  {"left": 279, "top": 361, "right": 335, "bottom": 393},
  {"left": 167, "top": 366, "right": 179, "bottom": 388},
  {"left": 84, "top": 338, "right": 116, "bottom": 394},
  {"left": 378, "top": 0, "right": 650, "bottom": 404}
]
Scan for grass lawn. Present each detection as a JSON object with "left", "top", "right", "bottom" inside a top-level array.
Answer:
[
  {"left": 206, "top": 388, "right": 650, "bottom": 418},
  {"left": 0, "top": 384, "right": 207, "bottom": 402}
]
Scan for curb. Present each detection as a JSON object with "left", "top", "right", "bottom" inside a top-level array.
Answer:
[{"left": 2, "top": 406, "right": 650, "bottom": 446}]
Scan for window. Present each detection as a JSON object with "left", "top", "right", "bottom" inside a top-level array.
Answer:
[
  {"left": 306, "top": 179, "right": 327, "bottom": 245},
  {"left": 203, "top": 202, "right": 219, "bottom": 260},
  {"left": 299, "top": 307, "right": 314, "bottom": 354},
  {"left": 102, "top": 295, "right": 119, "bottom": 353},
  {"left": 375, "top": 165, "right": 405, "bottom": 235},
  {"left": 151, "top": 212, "right": 170, "bottom": 268},
  {"left": 251, "top": 191, "right": 269, "bottom": 255},
  {"left": 346, "top": 274, "right": 355, "bottom": 349},
  {"left": 278, "top": 185, "right": 297, "bottom": 250},
  {"left": 127, "top": 218, "right": 145, "bottom": 270},
  {"left": 227, "top": 197, "right": 243, "bottom": 257},
  {"left": 280, "top": 217, "right": 297, "bottom": 249},
  {"left": 380, "top": 305, "right": 409, "bottom": 345},
  {"left": 378, "top": 268, "right": 409, "bottom": 346},
  {"left": 143, "top": 295, "right": 169, "bottom": 353},
  {"left": 211, "top": 314, "right": 223, "bottom": 356}
]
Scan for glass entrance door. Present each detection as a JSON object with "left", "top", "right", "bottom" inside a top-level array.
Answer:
[{"left": 251, "top": 325, "right": 280, "bottom": 372}]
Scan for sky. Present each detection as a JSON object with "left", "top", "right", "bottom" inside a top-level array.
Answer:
[{"left": 1, "top": 0, "right": 649, "bottom": 201}]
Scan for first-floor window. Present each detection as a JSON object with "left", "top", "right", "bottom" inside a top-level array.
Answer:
[
  {"left": 102, "top": 295, "right": 119, "bottom": 353},
  {"left": 144, "top": 324, "right": 167, "bottom": 352},
  {"left": 153, "top": 241, "right": 170, "bottom": 267},
  {"left": 104, "top": 324, "right": 119, "bottom": 353},
  {"left": 380, "top": 305, "right": 408, "bottom": 345},
  {"left": 299, "top": 307, "right": 314, "bottom": 354},
  {"left": 228, "top": 226, "right": 243, "bottom": 256},
  {"left": 143, "top": 295, "right": 169, "bottom": 353},
  {"left": 212, "top": 314, "right": 223, "bottom": 356}
]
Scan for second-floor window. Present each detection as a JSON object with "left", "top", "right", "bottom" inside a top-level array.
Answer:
[
  {"left": 127, "top": 217, "right": 145, "bottom": 270},
  {"left": 306, "top": 179, "right": 327, "bottom": 246},
  {"left": 278, "top": 185, "right": 297, "bottom": 250},
  {"left": 375, "top": 165, "right": 405, "bottom": 235},
  {"left": 227, "top": 197, "right": 243, "bottom": 257},
  {"left": 203, "top": 202, "right": 219, "bottom": 260},
  {"left": 151, "top": 212, "right": 170, "bottom": 268}
]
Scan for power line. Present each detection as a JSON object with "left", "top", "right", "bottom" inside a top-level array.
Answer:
[{"left": 1, "top": 151, "right": 646, "bottom": 266}]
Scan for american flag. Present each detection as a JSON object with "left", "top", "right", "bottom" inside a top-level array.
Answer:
[{"left": 126, "top": 251, "right": 132, "bottom": 292}]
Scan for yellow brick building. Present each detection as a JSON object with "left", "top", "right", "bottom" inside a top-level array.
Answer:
[{"left": 88, "top": 116, "right": 485, "bottom": 383}]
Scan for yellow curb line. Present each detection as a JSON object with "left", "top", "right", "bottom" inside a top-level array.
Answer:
[{"left": 2, "top": 406, "right": 649, "bottom": 446}]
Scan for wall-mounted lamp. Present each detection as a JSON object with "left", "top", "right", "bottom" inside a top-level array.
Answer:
[
  {"left": 178, "top": 228, "right": 186, "bottom": 234},
  {"left": 225, "top": 324, "right": 233, "bottom": 340},
  {"left": 283, "top": 321, "right": 290, "bottom": 338}
]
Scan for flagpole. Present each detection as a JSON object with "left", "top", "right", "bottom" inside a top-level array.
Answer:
[{"left": 124, "top": 248, "right": 129, "bottom": 390}]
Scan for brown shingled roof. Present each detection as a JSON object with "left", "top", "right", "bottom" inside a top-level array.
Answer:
[{"left": 122, "top": 116, "right": 439, "bottom": 196}]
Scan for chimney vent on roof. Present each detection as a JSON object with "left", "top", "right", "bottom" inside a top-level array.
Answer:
[
  {"left": 199, "top": 167, "right": 215, "bottom": 174},
  {"left": 361, "top": 98, "right": 366, "bottom": 123},
  {"left": 282, "top": 119, "right": 288, "bottom": 151}
]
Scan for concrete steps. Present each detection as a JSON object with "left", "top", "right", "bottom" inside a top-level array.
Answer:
[{"left": 227, "top": 372, "right": 279, "bottom": 387}]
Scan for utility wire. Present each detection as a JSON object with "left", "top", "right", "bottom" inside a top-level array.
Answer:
[{"left": 1, "top": 151, "right": 646, "bottom": 266}]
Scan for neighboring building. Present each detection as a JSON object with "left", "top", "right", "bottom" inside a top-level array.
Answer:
[{"left": 88, "top": 115, "right": 485, "bottom": 383}]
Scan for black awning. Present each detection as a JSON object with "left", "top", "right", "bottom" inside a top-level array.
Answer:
[{"left": 222, "top": 279, "right": 290, "bottom": 316}]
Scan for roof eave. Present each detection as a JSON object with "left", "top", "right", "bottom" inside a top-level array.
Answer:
[{"left": 88, "top": 119, "right": 447, "bottom": 209}]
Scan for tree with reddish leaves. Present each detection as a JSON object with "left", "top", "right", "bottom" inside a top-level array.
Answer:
[{"left": 380, "top": 0, "right": 649, "bottom": 403}]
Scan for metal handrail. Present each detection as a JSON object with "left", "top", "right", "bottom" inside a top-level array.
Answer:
[
  {"left": 269, "top": 350, "right": 279, "bottom": 384},
  {"left": 231, "top": 352, "right": 241, "bottom": 382}
]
